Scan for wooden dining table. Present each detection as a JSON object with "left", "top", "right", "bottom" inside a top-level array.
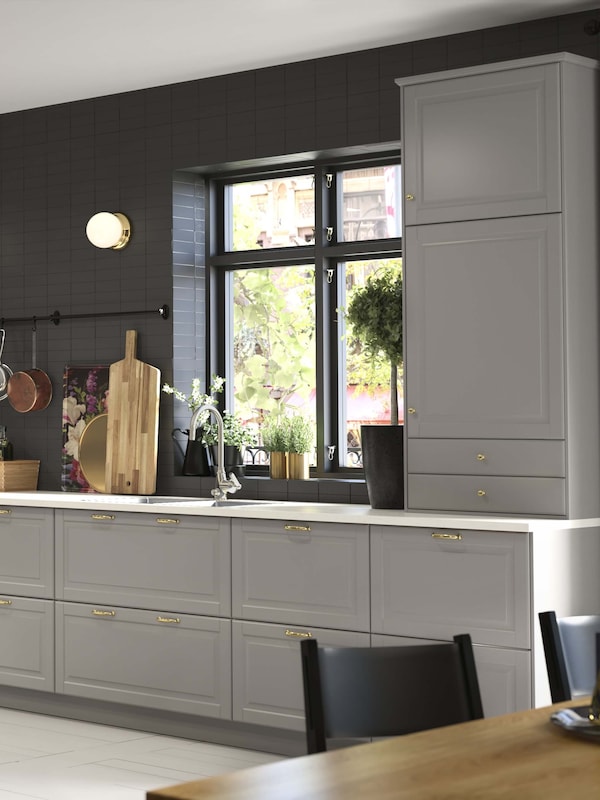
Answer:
[{"left": 147, "top": 700, "right": 600, "bottom": 800}]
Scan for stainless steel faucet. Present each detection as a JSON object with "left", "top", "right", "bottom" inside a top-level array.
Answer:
[{"left": 189, "top": 403, "right": 241, "bottom": 501}]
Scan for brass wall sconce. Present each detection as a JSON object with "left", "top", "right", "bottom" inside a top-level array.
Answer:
[{"left": 85, "top": 212, "right": 131, "bottom": 249}]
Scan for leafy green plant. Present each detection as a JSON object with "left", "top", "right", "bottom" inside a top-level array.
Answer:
[
  {"left": 345, "top": 264, "right": 403, "bottom": 424},
  {"left": 261, "top": 415, "right": 290, "bottom": 453},
  {"left": 287, "top": 414, "right": 313, "bottom": 454},
  {"left": 202, "top": 411, "right": 256, "bottom": 452}
]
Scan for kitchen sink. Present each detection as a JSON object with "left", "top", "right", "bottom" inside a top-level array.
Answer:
[{"left": 68, "top": 494, "right": 280, "bottom": 506}]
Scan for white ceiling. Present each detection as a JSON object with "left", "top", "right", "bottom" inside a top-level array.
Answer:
[{"left": 1, "top": 0, "right": 599, "bottom": 114}]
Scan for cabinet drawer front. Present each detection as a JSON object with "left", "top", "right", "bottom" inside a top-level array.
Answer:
[
  {"left": 56, "top": 602, "right": 231, "bottom": 718},
  {"left": 371, "top": 527, "right": 530, "bottom": 648},
  {"left": 0, "top": 507, "right": 54, "bottom": 598},
  {"left": 56, "top": 510, "right": 230, "bottom": 616},
  {"left": 0, "top": 596, "right": 54, "bottom": 691},
  {"left": 407, "top": 474, "right": 565, "bottom": 516},
  {"left": 401, "top": 63, "right": 561, "bottom": 224},
  {"left": 371, "top": 633, "right": 531, "bottom": 718},
  {"left": 232, "top": 519, "right": 370, "bottom": 631},
  {"left": 232, "top": 620, "right": 369, "bottom": 731},
  {"left": 408, "top": 439, "right": 565, "bottom": 477}
]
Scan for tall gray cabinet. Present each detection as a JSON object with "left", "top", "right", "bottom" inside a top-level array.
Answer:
[{"left": 397, "top": 53, "right": 600, "bottom": 517}]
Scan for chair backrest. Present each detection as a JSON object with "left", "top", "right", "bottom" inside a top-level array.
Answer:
[
  {"left": 539, "top": 610, "right": 600, "bottom": 702},
  {"left": 300, "top": 634, "right": 484, "bottom": 754}
]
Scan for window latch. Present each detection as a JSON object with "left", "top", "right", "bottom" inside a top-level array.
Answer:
[
  {"left": 326, "top": 269, "right": 334, "bottom": 284},
  {"left": 327, "top": 445, "right": 336, "bottom": 461},
  {"left": 326, "top": 227, "right": 334, "bottom": 242},
  {"left": 325, "top": 173, "right": 333, "bottom": 189}
]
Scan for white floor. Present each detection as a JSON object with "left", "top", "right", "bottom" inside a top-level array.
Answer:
[{"left": 0, "top": 708, "right": 283, "bottom": 799}]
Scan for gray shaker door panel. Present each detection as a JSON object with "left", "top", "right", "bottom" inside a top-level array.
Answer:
[
  {"left": 0, "top": 596, "right": 54, "bottom": 691},
  {"left": 232, "top": 620, "right": 369, "bottom": 731},
  {"left": 56, "top": 602, "right": 232, "bottom": 718},
  {"left": 404, "top": 215, "right": 563, "bottom": 440},
  {"left": 402, "top": 63, "right": 561, "bottom": 224},
  {"left": 231, "top": 519, "right": 370, "bottom": 631},
  {"left": 0, "top": 507, "right": 54, "bottom": 598}
]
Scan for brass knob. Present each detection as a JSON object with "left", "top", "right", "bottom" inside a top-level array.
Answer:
[
  {"left": 477, "top": 489, "right": 486, "bottom": 497},
  {"left": 408, "top": 407, "right": 416, "bottom": 415},
  {"left": 476, "top": 453, "right": 486, "bottom": 461},
  {"left": 405, "top": 193, "right": 415, "bottom": 201}
]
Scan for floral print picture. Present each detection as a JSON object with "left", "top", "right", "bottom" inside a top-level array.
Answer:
[{"left": 61, "top": 365, "right": 109, "bottom": 492}]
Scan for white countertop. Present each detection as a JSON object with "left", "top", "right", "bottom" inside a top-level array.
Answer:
[{"left": 0, "top": 490, "right": 597, "bottom": 533}]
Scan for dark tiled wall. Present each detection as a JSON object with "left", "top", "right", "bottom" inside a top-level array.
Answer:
[{"left": 0, "top": 8, "right": 598, "bottom": 495}]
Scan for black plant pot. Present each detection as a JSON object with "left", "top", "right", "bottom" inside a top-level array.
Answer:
[
  {"left": 361, "top": 424, "right": 404, "bottom": 509},
  {"left": 210, "top": 444, "right": 245, "bottom": 478},
  {"left": 182, "top": 437, "right": 212, "bottom": 477}
]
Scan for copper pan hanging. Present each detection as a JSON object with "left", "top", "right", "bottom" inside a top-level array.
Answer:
[{"left": 7, "top": 322, "right": 52, "bottom": 412}]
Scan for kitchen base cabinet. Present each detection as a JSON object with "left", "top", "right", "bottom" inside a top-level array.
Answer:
[
  {"left": 232, "top": 620, "right": 370, "bottom": 731},
  {"left": 0, "top": 507, "right": 53, "bottom": 598},
  {"left": 56, "top": 602, "right": 232, "bottom": 718},
  {"left": 0, "top": 596, "right": 53, "bottom": 692},
  {"left": 371, "top": 633, "right": 531, "bottom": 718}
]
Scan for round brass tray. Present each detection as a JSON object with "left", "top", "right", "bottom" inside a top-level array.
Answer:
[{"left": 78, "top": 413, "right": 108, "bottom": 493}]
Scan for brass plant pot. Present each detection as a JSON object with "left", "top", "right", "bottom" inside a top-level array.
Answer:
[
  {"left": 288, "top": 452, "right": 309, "bottom": 480},
  {"left": 269, "top": 451, "right": 288, "bottom": 479}
]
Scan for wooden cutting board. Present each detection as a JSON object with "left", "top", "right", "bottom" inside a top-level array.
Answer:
[{"left": 105, "top": 330, "right": 161, "bottom": 494}]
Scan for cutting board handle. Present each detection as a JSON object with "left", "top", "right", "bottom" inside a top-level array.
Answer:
[{"left": 124, "top": 330, "right": 138, "bottom": 362}]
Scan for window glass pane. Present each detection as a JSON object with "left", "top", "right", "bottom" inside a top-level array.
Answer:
[
  {"left": 341, "top": 165, "right": 401, "bottom": 242},
  {"left": 229, "top": 176, "right": 315, "bottom": 251},
  {"left": 231, "top": 265, "right": 317, "bottom": 465},
  {"left": 341, "top": 258, "right": 403, "bottom": 468}
]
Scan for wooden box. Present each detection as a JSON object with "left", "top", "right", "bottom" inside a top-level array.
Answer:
[{"left": 0, "top": 460, "right": 40, "bottom": 491}]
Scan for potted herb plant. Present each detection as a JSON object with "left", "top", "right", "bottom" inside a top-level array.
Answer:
[
  {"left": 202, "top": 410, "right": 256, "bottom": 477},
  {"left": 345, "top": 264, "right": 404, "bottom": 508},
  {"left": 261, "top": 415, "right": 290, "bottom": 479},
  {"left": 287, "top": 414, "right": 313, "bottom": 479}
]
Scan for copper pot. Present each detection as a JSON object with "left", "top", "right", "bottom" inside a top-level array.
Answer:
[{"left": 7, "top": 327, "right": 52, "bottom": 413}]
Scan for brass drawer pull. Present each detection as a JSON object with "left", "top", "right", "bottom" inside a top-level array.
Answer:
[
  {"left": 284, "top": 524, "right": 311, "bottom": 532},
  {"left": 285, "top": 629, "right": 312, "bottom": 638},
  {"left": 476, "top": 453, "right": 486, "bottom": 461},
  {"left": 91, "top": 514, "right": 115, "bottom": 521},
  {"left": 0, "top": 508, "right": 11, "bottom": 515},
  {"left": 477, "top": 489, "right": 487, "bottom": 497},
  {"left": 157, "top": 616, "right": 181, "bottom": 624},
  {"left": 92, "top": 609, "right": 116, "bottom": 617},
  {"left": 0, "top": 598, "right": 13, "bottom": 605},
  {"left": 156, "top": 518, "right": 180, "bottom": 525},
  {"left": 431, "top": 532, "right": 462, "bottom": 541},
  {"left": 407, "top": 407, "right": 416, "bottom": 415}
]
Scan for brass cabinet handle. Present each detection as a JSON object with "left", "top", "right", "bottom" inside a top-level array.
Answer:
[
  {"left": 91, "top": 514, "right": 115, "bottom": 521},
  {"left": 407, "top": 407, "right": 416, "bottom": 415},
  {"left": 405, "top": 193, "right": 415, "bottom": 200},
  {"left": 92, "top": 609, "right": 116, "bottom": 617},
  {"left": 431, "top": 532, "right": 462, "bottom": 541},
  {"left": 284, "top": 524, "right": 311, "bottom": 532},
  {"left": 156, "top": 518, "right": 180, "bottom": 525},
  {"left": 0, "top": 598, "right": 13, "bottom": 605},
  {"left": 476, "top": 453, "right": 486, "bottom": 461},
  {"left": 0, "top": 508, "right": 11, "bottom": 515},
  {"left": 477, "top": 489, "right": 487, "bottom": 497},
  {"left": 157, "top": 616, "right": 180, "bottom": 624},
  {"left": 285, "top": 629, "right": 312, "bottom": 638}
]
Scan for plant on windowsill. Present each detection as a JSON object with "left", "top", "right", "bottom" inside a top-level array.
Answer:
[
  {"left": 260, "top": 413, "right": 313, "bottom": 480},
  {"left": 344, "top": 264, "right": 404, "bottom": 508},
  {"left": 287, "top": 413, "right": 314, "bottom": 480},
  {"left": 261, "top": 415, "right": 290, "bottom": 479}
]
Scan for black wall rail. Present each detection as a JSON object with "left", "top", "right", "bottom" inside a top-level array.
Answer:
[{"left": 0, "top": 305, "right": 170, "bottom": 326}]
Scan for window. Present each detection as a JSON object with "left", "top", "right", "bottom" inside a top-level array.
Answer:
[{"left": 208, "top": 156, "right": 402, "bottom": 474}]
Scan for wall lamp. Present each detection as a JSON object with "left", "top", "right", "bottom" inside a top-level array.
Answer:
[{"left": 85, "top": 212, "right": 131, "bottom": 249}]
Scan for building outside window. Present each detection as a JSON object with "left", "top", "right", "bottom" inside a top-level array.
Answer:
[{"left": 208, "top": 156, "right": 402, "bottom": 474}]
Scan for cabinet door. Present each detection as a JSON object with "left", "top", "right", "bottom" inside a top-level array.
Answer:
[
  {"left": 56, "top": 601, "right": 231, "bottom": 718},
  {"left": 371, "top": 633, "right": 532, "bottom": 718},
  {"left": 371, "top": 526, "right": 530, "bottom": 648},
  {"left": 401, "top": 62, "right": 560, "bottom": 224},
  {"left": 56, "top": 510, "right": 230, "bottom": 616},
  {"left": 0, "top": 506, "right": 54, "bottom": 598},
  {"left": 232, "top": 620, "right": 369, "bottom": 731},
  {"left": 404, "top": 215, "right": 563, "bottom": 440},
  {"left": 0, "top": 596, "right": 54, "bottom": 691},
  {"left": 232, "top": 518, "right": 370, "bottom": 632}
]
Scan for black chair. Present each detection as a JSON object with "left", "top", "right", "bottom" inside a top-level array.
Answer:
[
  {"left": 538, "top": 610, "right": 600, "bottom": 702},
  {"left": 300, "top": 634, "right": 484, "bottom": 754}
]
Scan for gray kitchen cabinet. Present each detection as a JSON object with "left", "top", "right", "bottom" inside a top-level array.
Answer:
[
  {"left": 401, "top": 59, "right": 561, "bottom": 225},
  {"left": 55, "top": 509, "right": 231, "bottom": 616},
  {"left": 231, "top": 517, "right": 370, "bottom": 632},
  {"left": 0, "top": 506, "right": 53, "bottom": 598},
  {"left": 0, "top": 595, "right": 54, "bottom": 692},
  {"left": 56, "top": 601, "right": 232, "bottom": 718},
  {"left": 371, "top": 633, "right": 531, "bottom": 719},
  {"left": 398, "top": 53, "right": 600, "bottom": 517},
  {"left": 232, "top": 621, "right": 369, "bottom": 731}
]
